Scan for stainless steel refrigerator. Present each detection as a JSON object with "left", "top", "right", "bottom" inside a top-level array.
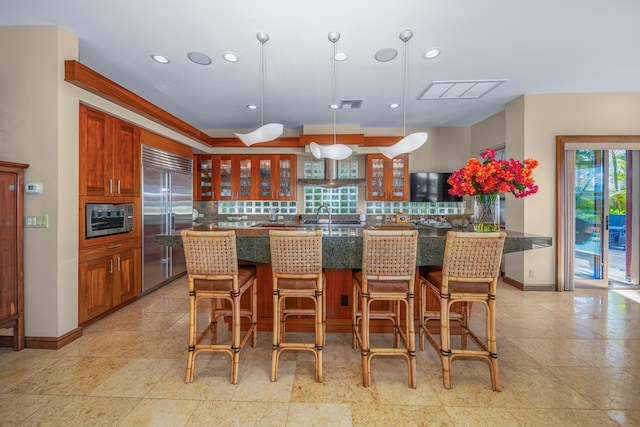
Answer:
[{"left": 142, "top": 145, "right": 193, "bottom": 294}]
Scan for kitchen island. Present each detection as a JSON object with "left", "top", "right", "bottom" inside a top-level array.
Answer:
[
  {"left": 155, "top": 224, "right": 552, "bottom": 333},
  {"left": 156, "top": 223, "right": 552, "bottom": 269}
]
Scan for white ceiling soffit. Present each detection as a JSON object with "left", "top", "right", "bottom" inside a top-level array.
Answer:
[{"left": 419, "top": 80, "right": 506, "bottom": 100}]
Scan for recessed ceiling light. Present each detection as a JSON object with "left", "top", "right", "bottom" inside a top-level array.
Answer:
[
  {"left": 374, "top": 48, "right": 398, "bottom": 62},
  {"left": 388, "top": 103, "right": 400, "bottom": 109},
  {"left": 187, "top": 51, "right": 212, "bottom": 65},
  {"left": 424, "top": 48, "right": 441, "bottom": 59},
  {"left": 151, "top": 54, "right": 170, "bottom": 64},
  {"left": 223, "top": 52, "right": 239, "bottom": 63},
  {"left": 329, "top": 104, "right": 339, "bottom": 110},
  {"left": 334, "top": 51, "right": 348, "bottom": 61},
  {"left": 247, "top": 104, "right": 258, "bottom": 110}
]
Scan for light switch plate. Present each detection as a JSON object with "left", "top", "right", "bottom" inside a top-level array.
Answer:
[{"left": 24, "top": 215, "right": 48, "bottom": 228}]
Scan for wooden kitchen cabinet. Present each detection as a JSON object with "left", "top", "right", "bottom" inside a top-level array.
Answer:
[
  {"left": 194, "top": 154, "right": 214, "bottom": 200},
  {"left": 79, "top": 104, "right": 140, "bottom": 197},
  {"left": 255, "top": 154, "right": 296, "bottom": 200},
  {"left": 195, "top": 154, "right": 296, "bottom": 201},
  {"left": 0, "top": 161, "right": 28, "bottom": 351},
  {"left": 78, "top": 237, "right": 141, "bottom": 325},
  {"left": 214, "top": 154, "right": 253, "bottom": 200},
  {"left": 274, "top": 154, "right": 296, "bottom": 200},
  {"left": 366, "top": 153, "right": 409, "bottom": 201}
]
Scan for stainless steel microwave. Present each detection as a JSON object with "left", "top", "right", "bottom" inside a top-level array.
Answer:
[{"left": 85, "top": 203, "right": 134, "bottom": 239}]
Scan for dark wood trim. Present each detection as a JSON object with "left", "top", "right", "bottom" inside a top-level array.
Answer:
[
  {"left": 502, "top": 276, "right": 524, "bottom": 290},
  {"left": 21, "top": 327, "right": 84, "bottom": 350},
  {"left": 65, "top": 60, "right": 213, "bottom": 147},
  {"left": 298, "top": 134, "right": 365, "bottom": 146},
  {"left": 139, "top": 129, "right": 193, "bottom": 158},
  {"left": 363, "top": 136, "right": 404, "bottom": 146}
]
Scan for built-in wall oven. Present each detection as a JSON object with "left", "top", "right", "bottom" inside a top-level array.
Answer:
[{"left": 85, "top": 203, "right": 134, "bottom": 239}]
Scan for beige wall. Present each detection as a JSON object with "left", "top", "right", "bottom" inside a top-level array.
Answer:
[
  {"left": 0, "top": 25, "right": 208, "bottom": 338},
  {"left": 485, "top": 93, "right": 640, "bottom": 289},
  {"left": 0, "top": 26, "right": 71, "bottom": 336},
  {"left": 408, "top": 127, "right": 470, "bottom": 173}
]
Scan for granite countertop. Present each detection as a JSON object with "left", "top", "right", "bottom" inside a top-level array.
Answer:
[{"left": 158, "top": 223, "right": 552, "bottom": 269}]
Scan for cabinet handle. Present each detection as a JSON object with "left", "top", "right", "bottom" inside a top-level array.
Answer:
[
  {"left": 109, "top": 258, "right": 113, "bottom": 274},
  {"left": 109, "top": 179, "right": 113, "bottom": 194},
  {"left": 117, "top": 180, "right": 121, "bottom": 194},
  {"left": 117, "top": 256, "right": 121, "bottom": 271},
  {"left": 107, "top": 244, "right": 122, "bottom": 249}
]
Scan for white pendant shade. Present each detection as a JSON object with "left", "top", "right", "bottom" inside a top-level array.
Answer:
[
  {"left": 378, "top": 132, "right": 428, "bottom": 159},
  {"left": 310, "top": 142, "right": 353, "bottom": 161},
  {"left": 235, "top": 123, "right": 283, "bottom": 146},
  {"left": 237, "top": 32, "right": 283, "bottom": 146}
]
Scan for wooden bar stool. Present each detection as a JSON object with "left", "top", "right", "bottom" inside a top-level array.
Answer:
[
  {"left": 420, "top": 231, "right": 506, "bottom": 391},
  {"left": 269, "top": 230, "right": 325, "bottom": 382},
  {"left": 352, "top": 229, "right": 418, "bottom": 388},
  {"left": 180, "top": 230, "right": 258, "bottom": 384}
]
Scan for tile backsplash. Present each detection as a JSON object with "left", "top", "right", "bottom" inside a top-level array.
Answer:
[
  {"left": 365, "top": 201, "right": 466, "bottom": 215},
  {"left": 194, "top": 199, "right": 467, "bottom": 219}
]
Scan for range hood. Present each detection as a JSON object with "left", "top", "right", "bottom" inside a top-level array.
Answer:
[{"left": 297, "top": 158, "right": 366, "bottom": 188}]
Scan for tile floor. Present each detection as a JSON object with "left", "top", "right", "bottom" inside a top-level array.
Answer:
[{"left": 1, "top": 277, "right": 640, "bottom": 426}]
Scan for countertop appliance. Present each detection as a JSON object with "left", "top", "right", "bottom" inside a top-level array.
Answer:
[
  {"left": 142, "top": 145, "right": 192, "bottom": 294},
  {"left": 85, "top": 203, "right": 134, "bottom": 239}
]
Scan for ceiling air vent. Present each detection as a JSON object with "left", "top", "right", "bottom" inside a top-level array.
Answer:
[
  {"left": 339, "top": 99, "right": 363, "bottom": 109},
  {"left": 418, "top": 80, "right": 506, "bottom": 100}
]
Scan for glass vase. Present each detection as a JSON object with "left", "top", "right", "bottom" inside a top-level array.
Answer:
[{"left": 473, "top": 193, "right": 500, "bottom": 232}]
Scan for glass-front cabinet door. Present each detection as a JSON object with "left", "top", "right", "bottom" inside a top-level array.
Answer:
[
  {"left": 194, "top": 155, "right": 213, "bottom": 200},
  {"left": 256, "top": 156, "right": 273, "bottom": 200},
  {"left": 366, "top": 154, "right": 408, "bottom": 201},
  {"left": 216, "top": 155, "right": 235, "bottom": 200},
  {"left": 390, "top": 156, "right": 408, "bottom": 199},
  {"left": 238, "top": 155, "right": 253, "bottom": 199},
  {"left": 368, "top": 156, "right": 386, "bottom": 199},
  {"left": 276, "top": 154, "right": 296, "bottom": 200}
]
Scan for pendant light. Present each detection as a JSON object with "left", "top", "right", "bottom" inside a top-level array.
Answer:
[
  {"left": 236, "top": 32, "right": 283, "bottom": 146},
  {"left": 378, "top": 29, "right": 428, "bottom": 159},
  {"left": 310, "top": 31, "right": 353, "bottom": 161}
]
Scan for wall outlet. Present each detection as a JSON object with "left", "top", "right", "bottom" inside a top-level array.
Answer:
[
  {"left": 278, "top": 215, "right": 284, "bottom": 220},
  {"left": 24, "top": 215, "right": 48, "bottom": 228},
  {"left": 528, "top": 269, "right": 535, "bottom": 278},
  {"left": 241, "top": 215, "right": 248, "bottom": 219}
]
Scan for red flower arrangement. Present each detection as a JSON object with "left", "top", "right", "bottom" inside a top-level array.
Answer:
[{"left": 448, "top": 148, "right": 539, "bottom": 199}]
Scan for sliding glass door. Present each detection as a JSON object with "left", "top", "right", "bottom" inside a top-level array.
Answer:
[{"left": 573, "top": 149, "right": 630, "bottom": 286}]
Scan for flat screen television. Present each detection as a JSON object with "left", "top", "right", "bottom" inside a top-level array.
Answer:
[{"left": 410, "top": 172, "right": 462, "bottom": 202}]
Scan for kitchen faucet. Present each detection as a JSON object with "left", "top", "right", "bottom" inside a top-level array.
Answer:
[{"left": 316, "top": 204, "right": 331, "bottom": 224}]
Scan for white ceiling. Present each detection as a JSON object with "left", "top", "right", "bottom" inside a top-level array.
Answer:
[{"left": 2, "top": 0, "right": 640, "bottom": 135}]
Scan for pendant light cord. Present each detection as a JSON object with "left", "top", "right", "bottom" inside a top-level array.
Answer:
[
  {"left": 332, "top": 38, "right": 337, "bottom": 145},
  {"left": 402, "top": 36, "right": 408, "bottom": 138},
  {"left": 260, "top": 40, "right": 265, "bottom": 127}
]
